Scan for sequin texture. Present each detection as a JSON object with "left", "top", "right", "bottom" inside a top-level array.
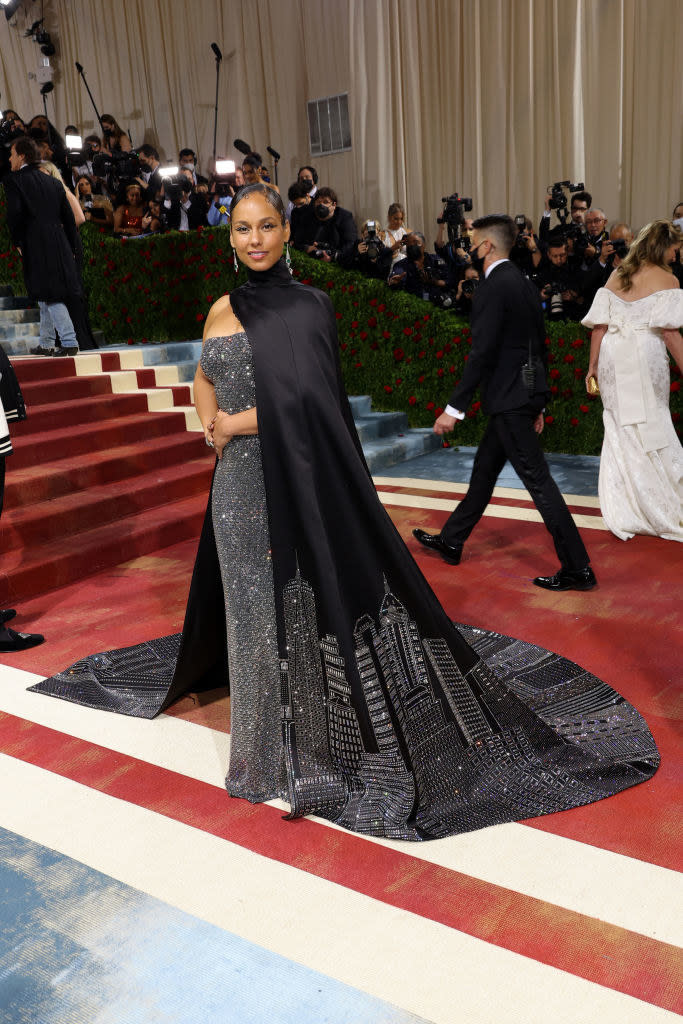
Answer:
[{"left": 200, "top": 332, "right": 286, "bottom": 801}]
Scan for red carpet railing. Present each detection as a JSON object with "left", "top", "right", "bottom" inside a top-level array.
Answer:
[{"left": 1, "top": 187, "right": 680, "bottom": 454}]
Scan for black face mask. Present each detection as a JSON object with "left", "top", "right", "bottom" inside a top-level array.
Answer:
[
  {"left": 469, "top": 242, "right": 485, "bottom": 273},
  {"left": 406, "top": 244, "right": 422, "bottom": 261},
  {"left": 315, "top": 204, "right": 333, "bottom": 220}
]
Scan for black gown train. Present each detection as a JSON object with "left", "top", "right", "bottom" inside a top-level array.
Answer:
[{"left": 30, "top": 261, "right": 659, "bottom": 840}]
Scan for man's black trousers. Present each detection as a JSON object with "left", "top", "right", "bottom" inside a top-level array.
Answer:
[{"left": 440, "top": 408, "right": 589, "bottom": 570}]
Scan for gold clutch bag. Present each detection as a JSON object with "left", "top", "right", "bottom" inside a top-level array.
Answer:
[{"left": 586, "top": 374, "right": 600, "bottom": 396}]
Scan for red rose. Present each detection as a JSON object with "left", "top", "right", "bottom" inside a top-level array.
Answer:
[
  {"left": 335, "top": 312, "right": 343, "bottom": 320},
  {"left": 545, "top": 336, "right": 551, "bottom": 346},
  {"left": 351, "top": 320, "right": 359, "bottom": 328},
  {"left": 580, "top": 404, "right": 589, "bottom": 413},
  {"left": 418, "top": 350, "right": 426, "bottom": 359},
  {"left": 377, "top": 303, "right": 386, "bottom": 312},
  {"left": 384, "top": 385, "right": 393, "bottom": 393},
  {"left": 369, "top": 298, "right": 378, "bottom": 306},
  {"left": 557, "top": 338, "right": 564, "bottom": 346},
  {"left": 367, "top": 316, "right": 377, "bottom": 327},
  {"left": 574, "top": 367, "right": 584, "bottom": 379},
  {"left": 326, "top": 280, "right": 334, "bottom": 288},
  {"left": 570, "top": 417, "right": 579, "bottom": 426},
  {"left": 196, "top": 313, "right": 205, "bottom": 321},
  {"left": 472, "top": 401, "right": 481, "bottom": 412},
  {"left": 545, "top": 414, "right": 554, "bottom": 424},
  {"left": 370, "top": 342, "right": 378, "bottom": 350},
  {"left": 360, "top": 331, "right": 368, "bottom": 340},
  {"left": 382, "top": 330, "right": 391, "bottom": 339},
  {"left": 671, "top": 381, "right": 680, "bottom": 392},
  {"left": 403, "top": 327, "right": 413, "bottom": 336},
  {"left": 436, "top": 350, "right": 443, "bottom": 359},
  {"left": 355, "top": 361, "right": 362, "bottom": 368},
  {"left": 437, "top": 368, "right": 444, "bottom": 377},
  {"left": 418, "top": 375, "right": 425, "bottom": 383},
  {"left": 408, "top": 395, "right": 417, "bottom": 405},
  {"left": 395, "top": 378, "right": 402, "bottom": 385},
  {"left": 572, "top": 338, "right": 584, "bottom": 348},
  {"left": 434, "top": 407, "right": 443, "bottom": 417},
  {"left": 393, "top": 348, "right": 405, "bottom": 361},
  {"left": 551, "top": 385, "right": 559, "bottom": 395},
  {"left": 426, "top": 401, "right": 435, "bottom": 410},
  {"left": 550, "top": 368, "right": 561, "bottom": 379},
  {"left": 563, "top": 354, "right": 574, "bottom": 363},
  {"left": 449, "top": 365, "right": 456, "bottom": 373}
]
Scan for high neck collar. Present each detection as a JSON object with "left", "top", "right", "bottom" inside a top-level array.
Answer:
[{"left": 245, "top": 257, "right": 293, "bottom": 287}]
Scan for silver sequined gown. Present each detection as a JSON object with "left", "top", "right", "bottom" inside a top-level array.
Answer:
[{"left": 199, "top": 332, "right": 286, "bottom": 801}]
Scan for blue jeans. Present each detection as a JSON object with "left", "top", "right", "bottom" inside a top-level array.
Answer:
[{"left": 38, "top": 302, "right": 78, "bottom": 349}]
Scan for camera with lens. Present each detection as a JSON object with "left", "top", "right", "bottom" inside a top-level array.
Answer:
[
  {"left": 313, "top": 242, "right": 333, "bottom": 260},
  {"left": 597, "top": 237, "right": 628, "bottom": 260},
  {"left": 432, "top": 289, "right": 457, "bottom": 310},
  {"left": 363, "top": 221, "right": 384, "bottom": 261},
  {"left": 437, "top": 191, "right": 473, "bottom": 247},
  {"left": 547, "top": 180, "right": 585, "bottom": 220},
  {"left": 461, "top": 277, "right": 478, "bottom": 297},
  {"left": 514, "top": 214, "right": 530, "bottom": 248},
  {"left": 92, "top": 149, "right": 141, "bottom": 190}
]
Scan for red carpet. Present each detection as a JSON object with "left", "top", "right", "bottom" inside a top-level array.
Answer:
[{"left": 1, "top": 355, "right": 210, "bottom": 605}]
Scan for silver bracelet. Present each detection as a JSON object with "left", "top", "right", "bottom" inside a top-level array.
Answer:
[{"left": 205, "top": 437, "right": 215, "bottom": 448}]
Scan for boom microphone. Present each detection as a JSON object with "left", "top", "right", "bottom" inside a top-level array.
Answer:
[
  {"left": 211, "top": 42, "right": 222, "bottom": 60},
  {"left": 266, "top": 145, "right": 280, "bottom": 161},
  {"left": 233, "top": 138, "right": 252, "bottom": 155}
]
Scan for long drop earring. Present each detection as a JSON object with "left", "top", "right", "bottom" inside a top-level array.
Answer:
[
  {"left": 232, "top": 248, "right": 239, "bottom": 275},
  {"left": 285, "top": 241, "right": 292, "bottom": 275}
]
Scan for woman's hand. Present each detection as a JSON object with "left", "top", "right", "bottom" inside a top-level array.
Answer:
[
  {"left": 585, "top": 365, "right": 598, "bottom": 393},
  {"left": 211, "top": 411, "right": 234, "bottom": 460}
]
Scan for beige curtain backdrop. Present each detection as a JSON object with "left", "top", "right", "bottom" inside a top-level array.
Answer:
[{"left": 1, "top": 0, "right": 681, "bottom": 234}]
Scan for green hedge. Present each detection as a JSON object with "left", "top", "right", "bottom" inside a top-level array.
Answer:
[{"left": 1, "top": 186, "right": 680, "bottom": 454}]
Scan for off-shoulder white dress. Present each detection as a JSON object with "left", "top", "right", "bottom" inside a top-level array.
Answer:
[{"left": 582, "top": 287, "right": 683, "bottom": 541}]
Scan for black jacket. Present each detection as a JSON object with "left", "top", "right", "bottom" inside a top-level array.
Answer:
[
  {"left": 4, "top": 164, "right": 81, "bottom": 302},
  {"left": 164, "top": 193, "right": 208, "bottom": 231},
  {"left": 448, "top": 260, "right": 549, "bottom": 415},
  {"left": 290, "top": 204, "right": 358, "bottom": 261}
]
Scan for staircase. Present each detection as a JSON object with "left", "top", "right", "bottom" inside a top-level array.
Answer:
[{"left": 3, "top": 350, "right": 209, "bottom": 605}]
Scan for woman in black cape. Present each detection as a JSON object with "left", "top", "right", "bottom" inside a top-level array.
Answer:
[{"left": 31, "top": 185, "right": 659, "bottom": 841}]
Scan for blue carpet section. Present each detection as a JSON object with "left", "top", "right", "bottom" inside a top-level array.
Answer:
[
  {"left": 0, "top": 828, "right": 430, "bottom": 1024},
  {"left": 378, "top": 445, "right": 600, "bottom": 495}
]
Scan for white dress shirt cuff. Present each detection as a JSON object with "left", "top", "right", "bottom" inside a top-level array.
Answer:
[{"left": 445, "top": 405, "right": 465, "bottom": 420}]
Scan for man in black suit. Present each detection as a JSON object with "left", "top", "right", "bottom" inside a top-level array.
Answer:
[
  {"left": 413, "top": 214, "right": 596, "bottom": 591},
  {"left": 290, "top": 187, "right": 358, "bottom": 264}
]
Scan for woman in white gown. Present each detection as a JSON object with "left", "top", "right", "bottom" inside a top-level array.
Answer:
[{"left": 582, "top": 219, "right": 683, "bottom": 541}]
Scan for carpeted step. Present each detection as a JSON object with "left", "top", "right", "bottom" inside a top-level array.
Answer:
[
  {"left": 18, "top": 374, "right": 114, "bottom": 406},
  {"left": 3, "top": 459, "right": 212, "bottom": 549},
  {"left": 4, "top": 432, "right": 206, "bottom": 508},
  {"left": 9, "top": 409, "right": 190, "bottom": 469},
  {"left": 11, "top": 357, "right": 84, "bottom": 383},
  {"left": 1, "top": 492, "right": 207, "bottom": 605},
  {"left": 13, "top": 392, "right": 150, "bottom": 433}
]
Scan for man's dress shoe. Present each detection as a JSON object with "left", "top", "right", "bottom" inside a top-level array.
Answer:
[
  {"left": 412, "top": 529, "right": 463, "bottom": 565},
  {"left": 0, "top": 628, "right": 45, "bottom": 652},
  {"left": 533, "top": 567, "right": 597, "bottom": 591}
]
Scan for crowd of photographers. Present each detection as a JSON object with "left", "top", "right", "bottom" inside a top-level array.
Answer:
[{"left": 1, "top": 107, "right": 681, "bottom": 322}]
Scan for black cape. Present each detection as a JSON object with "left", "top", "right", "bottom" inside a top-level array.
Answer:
[{"left": 31, "top": 260, "right": 659, "bottom": 839}]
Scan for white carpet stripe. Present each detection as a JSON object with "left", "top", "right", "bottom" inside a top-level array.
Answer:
[
  {"left": 373, "top": 477, "right": 602, "bottom": 508},
  {"left": 1, "top": 755, "right": 676, "bottom": 1024},
  {"left": 0, "top": 666, "right": 679, "bottom": 946},
  {"left": 376, "top": 489, "right": 607, "bottom": 530}
]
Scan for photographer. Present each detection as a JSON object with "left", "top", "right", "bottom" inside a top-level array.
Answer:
[
  {"left": 434, "top": 194, "right": 474, "bottom": 278},
  {"left": 388, "top": 232, "right": 454, "bottom": 305},
  {"left": 539, "top": 186, "right": 591, "bottom": 242},
  {"left": 162, "top": 176, "right": 207, "bottom": 231},
  {"left": 137, "top": 144, "right": 163, "bottom": 199},
  {"left": 141, "top": 198, "right": 165, "bottom": 234},
  {"left": 100, "top": 114, "right": 132, "bottom": 155},
  {"left": 581, "top": 222, "right": 633, "bottom": 302},
  {"left": 206, "top": 175, "right": 235, "bottom": 227},
  {"left": 508, "top": 215, "right": 542, "bottom": 276},
  {"left": 533, "top": 232, "right": 586, "bottom": 320},
  {"left": 290, "top": 187, "right": 357, "bottom": 263},
  {"left": 573, "top": 208, "right": 608, "bottom": 268},
  {"left": 454, "top": 266, "right": 481, "bottom": 315},
  {"left": 342, "top": 218, "right": 393, "bottom": 280},
  {"left": 384, "top": 202, "right": 411, "bottom": 269}
]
